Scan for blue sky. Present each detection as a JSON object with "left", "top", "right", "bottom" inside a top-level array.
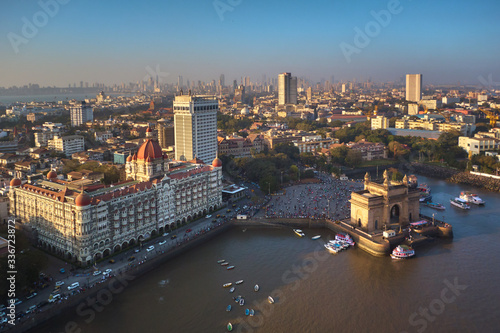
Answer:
[{"left": 1, "top": 0, "right": 499, "bottom": 87}]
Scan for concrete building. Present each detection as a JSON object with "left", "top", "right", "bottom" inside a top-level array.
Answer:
[
  {"left": 158, "top": 120, "right": 175, "bottom": 149},
  {"left": 293, "top": 137, "right": 338, "bottom": 154},
  {"left": 350, "top": 172, "right": 420, "bottom": 232},
  {"left": 406, "top": 74, "right": 422, "bottom": 102},
  {"left": 419, "top": 99, "right": 442, "bottom": 110},
  {"left": 174, "top": 94, "right": 218, "bottom": 164},
  {"left": 70, "top": 101, "right": 93, "bottom": 127},
  {"left": 346, "top": 140, "right": 387, "bottom": 161},
  {"left": 458, "top": 135, "right": 500, "bottom": 155},
  {"left": 47, "top": 135, "right": 85, "bottom": 157},
  {"left": 278, "top": 72, "right": 297, "bottom": 105},
  {"left": 8, "top": 139, "right": 223, "bottom": 266},
  {"left": 371, "top": 116, "right": 389, "bottom": 130},
  {"left": 218, "top": 137, "right": 253, "bottom": 158},
  {"left": 408, "top": 103, "right": 419, "bottom": 115}
]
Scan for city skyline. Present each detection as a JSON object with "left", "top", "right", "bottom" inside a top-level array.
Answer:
[{"left": 1, "top": 0, "right": 500, "bottom": 87}]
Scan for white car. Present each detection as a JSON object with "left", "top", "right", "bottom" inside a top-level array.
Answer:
[
  {"left": 205, "top": 215, "right": 212, "bottom": 218},
  {"left": 104, "top": 269, "right": 112, "bottom": 275},
  {"left": 162, "top": 233, "right": 169, "bottom": 237},
  {"left": 159, "top": 240, "right": 166, "bottom": 245},
  {"left": 55, "top": 281, "right": 65, "bottom": 287},
  {"left": 93, "top": 271, "right": 102, "bottom": 276},
  {"left": 67, "top": 282, "right": 80, "bottom": 291},
  {"left": 147, "top": 245, "right": 155, "bottom": 252}
]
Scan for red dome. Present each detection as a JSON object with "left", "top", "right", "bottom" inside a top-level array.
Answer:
[
  {"left": 75, "top": 192, "right": 91, "bottom": 207},
  {"left": 146, "top": 156, "right": 152, "bottom": 163},
  {"left": 126, "top": 155, "right": 133, "bottom": 162},
  {"left": 47, "top": 170, "right": 57, "bottom": 179},
  {"left": 10, "top": 178, "right": 22, "bottom": 187},
  {"left": 136, "top": 139, "right": 162, "bottom": 160},
  {"left": 212, "top": 157, "right": 222, "bottom": 168}
]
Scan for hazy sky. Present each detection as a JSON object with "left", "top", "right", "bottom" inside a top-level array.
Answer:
[{"left": 1, "top": 0, "right": 499, "bottom": 87}]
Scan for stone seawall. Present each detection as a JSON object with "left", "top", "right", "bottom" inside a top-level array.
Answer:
[
  {"left": 401, "top": 163, "right": 460, "bottom": 179},
  {"left": 448, "top": 172, "right": 500, "bottom": 192},
  {"left": 17, "top": 223, "right": 232, "bottom": 333}
]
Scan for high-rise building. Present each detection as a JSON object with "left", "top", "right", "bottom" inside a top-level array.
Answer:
[
  {"left": 158, "top": 119, "right": 175, "bottom": 148},
  {"left": 278, "top": 72, "right": 297, "bottom": 105},
  {"left": 219, "top": 74, "right": 225, "bottom": 88},
  {"left": 174, "top": 93, "right": 218, "bottom": 164},
  {"left": 70, "top": 101, "right": 93, "bottom": 126},
  {"left": 306, "top": 87, "right": 313, "bottom": 101},
  {"left": 178, "top": 75, "right": 183, "bottom": 88},
  {"left": 406, "top": 74, "right": 422, "bottom": 102},
  {"left": 234, "top": 85, "right": 245, "bottom": 103}
]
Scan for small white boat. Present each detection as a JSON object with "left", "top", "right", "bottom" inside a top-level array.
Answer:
[
  {"left": 249, "top": 309, "right": 255, "bottom": 316},
  {"left": 293, "top": 229, "right": 305, "bottom": 237},
  {"left": 268, "top": 296, "right": 274, "bottom": 304},
  {"left": 391, "top": 245, "right": 415, "bottom": 259},
  {"left": 312, "top": 235, "right": 321, "bottom": 240},
  {"left": 239, "top": 298, "right": 245, "bottom": 306},
  {"left": 460, "top": 191, "right": 485, "bottom": 205},
  {"left": 217, "top": 259, "right": 225, "bottom": 264},
  {"left": 235, "top": 280, "right": 243, "bottom": 285},
  {"left": 254, "top": 284, "right": 259, "bottom": 292},
  {"left": 226, "top": 305, "right": 232, "bottom": 312},
  {"left": 324, "top": 243, "right": 340, "bottom": 253},
  {"left": 422, "top": 202, "right": 446, "bottom": 210},
  {"left": 227, "top": 265, "right": 235, "bottom": 270},
  {"left": 450, "top": 197, "right": 470, "bottom": 210},
  {"left": 229, "top": 287, "right": 235, "bottom": 293},
  {"left": 221, "top": 262, "right": 229, "bottom": 266},
  {"left": 223, "top": 283, "right": 232, "bottom": 288}
]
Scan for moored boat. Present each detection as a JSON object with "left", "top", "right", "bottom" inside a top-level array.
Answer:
[
  {"left": 460, "top": 191, "right": 485, "bottom": 205},
  {"left": 226, "top": 305, "right": 232, "bottom": 312},
  {"left": 335, "top": 233, "right": 355, "bottom": 246},
  {"left": 245, "top": 308, "right": 250, "bottom": 316},
  {"left": 390, "top": 245, "right": 415, "bottom": 259},
  {"left": 254, "top": 284, "right": 259, "bottom": 292},
  {"left": 419, "top": 194, "right": 432, "bottom": 203},
  {"left": 227, "top": 265, "right": 235, "bottom": 270},
  {"left": 239, "top": 298, "right": 245, "bottom": 306},
  {"left": 422, "top": 202, "right": 446, "bottom": 210},
  {"left": 450, "top": 197, "right": 470, "bottom": 210},
  {"left": 223, "top": 283, "right": 232, "bottom": 288},
  {"left": 217, "top": 259, "right": 225, "bottom": 264},
  {"left": 227, "top": 322, "right": 233, "bottom": 331},
  {"left": 293, "top": 229, "right": 305, "bottom": 237},
  {"left": 229, "top": 287, "right": 235, "bottom": 293},
  {"left": 312, "top": 235, "right": 321, "bottom": 240},
  {"left": 268, "top": 296, "right": 275, "bottom": 304},
  {"left": 221, "top": 262, "right": 229, "bottom": 266},
  {"left": 235, "top": 280, "right": 243, "bottom": 285},
  {"left": 249, "top": 309, "right": 255, "bottom": 316}
]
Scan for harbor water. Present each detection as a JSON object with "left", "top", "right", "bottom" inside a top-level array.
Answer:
[{"left": 34, "top": 176, "right": 500, "bottom": 333}]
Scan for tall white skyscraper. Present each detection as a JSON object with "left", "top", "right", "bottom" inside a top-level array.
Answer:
[
  {"left": 70, "top": 101, "right": 93, "bottom": 127},
  {"left": 406, "top": 74, "right": 422, "bottom": 102},
  {"left": 278, "top": 72, "right": 297, "bottom": 105},
  {"left": 174, "top": 93, "right": 218, "bottom": 164}
]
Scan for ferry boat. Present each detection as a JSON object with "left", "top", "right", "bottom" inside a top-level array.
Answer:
[
  {"left": 268, "top": 296, "right": 275, "bottom": 304},
  {"left": 293, "top": 229, "right": 305, "bottom": 237},
  {"left": 324, "top": 243, "right": 340, "bottom": 253},
  {"left": 335, "top": 233, "right": 355, "bottom": 246},
  {"left": 450, "top": 197, "right": 470, "bottom": 210},
  {"left": 390, "top": 245, "right": 415, "bottom": 259},
  {"left": 459, "top": 192, "right": 485, "bottom": 205},
  {"left": 417, "top": 183, "right": 431, "bottom": 195},
  {"left": 422, "top": 202, "right": 446, "bottom": 210}
]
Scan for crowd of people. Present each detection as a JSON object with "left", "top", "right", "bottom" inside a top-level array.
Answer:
[{"left": 262, "top": 175, "right": 364, "bottom": 220}]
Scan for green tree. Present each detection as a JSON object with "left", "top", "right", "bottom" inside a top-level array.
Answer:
[{"left": 345, "top": 150, "right": 362, "bottom": 167}]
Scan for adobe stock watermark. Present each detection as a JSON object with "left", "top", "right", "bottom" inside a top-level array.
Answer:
[
  {"left": 143, "top": 65, "right": 170, "bottom": 84},
  {"left": 55, "top": 271, "right": 135, "bottom": 333},
  {"left": 400, "top": 278, "right": 468, "bottom": 333},
  {"left": 340, "top": 0, "right": 407, "bottom": 64},
  {"left": 478, "top": 74, "right": 500, "bottom": 92},
  {"left": 7, "top": 0, "right": 71, "bottom": 54},
  {"left": 213, "top": 0, "right": 243, "bottom": 21},
  {"left": 234, "top": 245, "right": 330, "bottom": 332}
]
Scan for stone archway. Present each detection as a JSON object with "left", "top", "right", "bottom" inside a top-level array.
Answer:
[
  {"left": 390, "top": 204, "right": 400, "bottom": 224},
  {"left": 103, "top": 248, "right": 111, "bottom": 257},
  {"left": 114, "top": 245, "right": 121, "bottom": 253}
]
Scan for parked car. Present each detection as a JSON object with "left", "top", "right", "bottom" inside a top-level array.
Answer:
[
  {"left": 104, "top": 269, "right": 112, "bottom": 275},
  {"left": 26, "top": 292, "right": 37, "bottom": 300},
  {"left": 25, "top": 305, "right": 37, "bottom": 314},
  {"left": 205, "top": 215, "right": 212, "bottom": 218},
  {"left": 108, "top": 259, "right": 115, "bottom": 264},
  {"left": 67, "top": 282, "right": 80, "bottom": 291},
  {"left": 185, "top": 229, "right": 192, "bottom": 233},
  {"left": 159, "top": 240, "right": 166, "bottom": 245},
  {"left": 162, "top": 233, "right": 169, "bottom": 237},
  {"left": 147, "top": 245, "right": 155, "bottom": 252},
  {"left": 93, "top": 271, "right": 102, "bottom": 276},
  {"left": 55, "top": 281, "right": 65, "bottom": 287},
  {"left": 170, "top": 235, "right": 177, "bottom": 239},
  {"left": 128, "top": 256, "right": 136, "bottom": 261},
  {"left": 134, "top": 248, "right": 140, "bottom": 253}
]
